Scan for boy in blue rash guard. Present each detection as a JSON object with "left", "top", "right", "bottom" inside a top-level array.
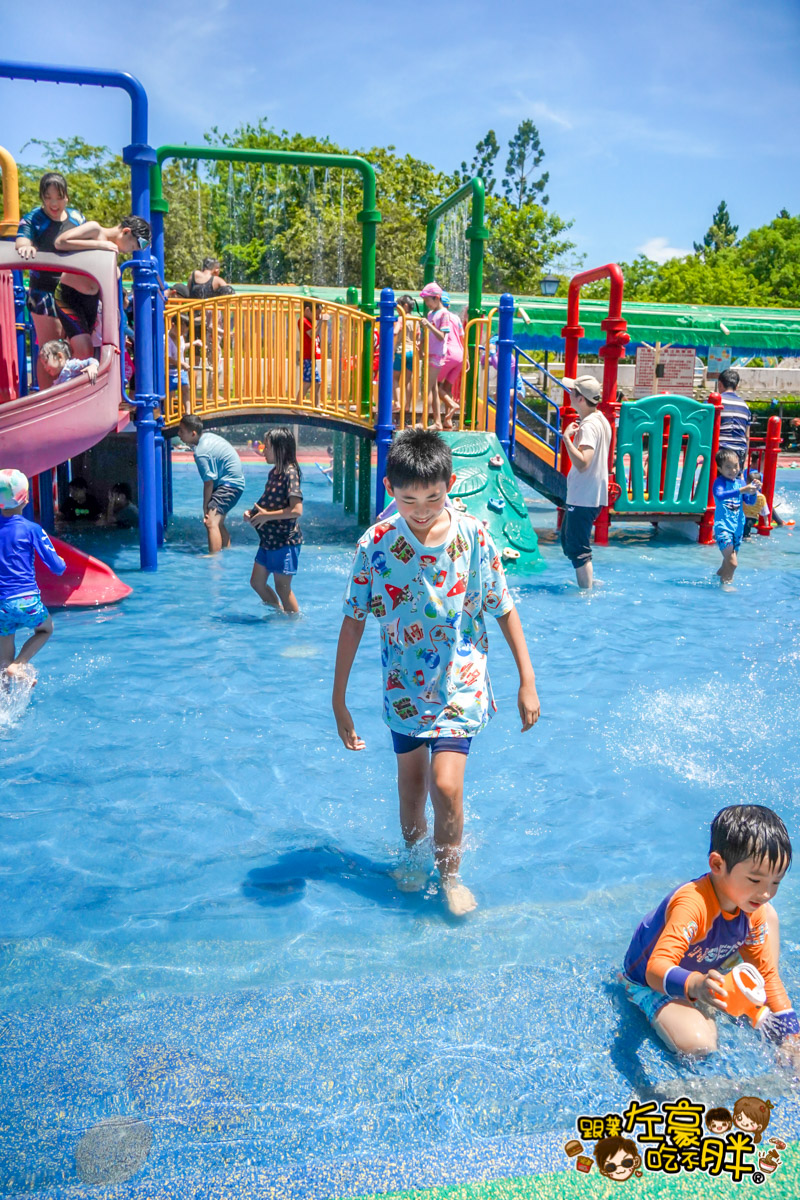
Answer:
[
  {"left": 713, "top": 447, "right": 758, "bottom": 584},
  {"left": 0, "top": 470, "right": 66, "bottom": 680}
]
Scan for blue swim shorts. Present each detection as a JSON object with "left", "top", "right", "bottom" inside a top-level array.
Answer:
[
  {"left": 715, "top": 527, "right": 742, "bottom": 553},
  {"left": 28, "top": 287, "right": 59, "bottom": 319},
  {"left": 0, "top": 594, "right": 48, "bottom": 637},
  {"left": 255, "top": 544, "right": 301, "bottom": 575},
  {"left": 393, "top": 349, "right": 414, "bottom": 373},
  {"left": 303, "top": 359, "right": 321, "bottom": 384},
  {"left": 391, "top": 731, "right": 472, "bottom": 756},
  {"left": 207, "top": 484, "right": 243, "bottom": 516},
  {"left": 169, "top": 368, "right": 189, "bottom": 391},
  {"left": 622, "top": 974, "right": 672, "bottom": 1024}
]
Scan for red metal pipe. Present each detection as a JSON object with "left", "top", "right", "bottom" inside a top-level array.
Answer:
[
  {"left": 758, "top": 415, "right": 781, "bottom": 536},
  {"left": 699, "top": 393, "right": 722, "bottom": 545}
]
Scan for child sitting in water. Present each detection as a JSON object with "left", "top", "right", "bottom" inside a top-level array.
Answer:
[
  {"left": 622, "top": 804, "right": 800, "bottom": 1060},
  {"left": 712, "top": 448, "right": 758, "bottom": 583},
  {"left": 332, "top": 428, "right": 540, "bottom": 916},
  {"left": 39, "top": 339, "right": 99, "bottom": 387},
  {"left": 0, "top": 470, "right": 66, "bottom": 680},
  {"left": 244, "top": 428, "right": 303, "bottom": 615}
]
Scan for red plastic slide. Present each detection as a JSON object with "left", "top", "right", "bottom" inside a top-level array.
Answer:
[{"left": 35, "top": 537, "right": 132, "bottom": 608}]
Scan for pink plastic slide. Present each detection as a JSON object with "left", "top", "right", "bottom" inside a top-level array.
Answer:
[{"left": 0, "top": 245, "right": 133, "bottom": 605}]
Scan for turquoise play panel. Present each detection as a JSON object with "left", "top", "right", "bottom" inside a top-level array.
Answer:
[{"left": 442, "top": 432, "right": 545, "bottom": 573}]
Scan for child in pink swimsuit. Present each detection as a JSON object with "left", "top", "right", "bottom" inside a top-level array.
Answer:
[{"left": 419, "top": 281, "right": 451, "bottom": 429}]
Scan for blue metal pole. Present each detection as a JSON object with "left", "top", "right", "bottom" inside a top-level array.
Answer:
[
  {"left": 132, "top": 248, "right": 159, "bottom": 570},
  {"left": 154, "top": 422, "right": 165, "bottom": 547},
  {"left": 12, "top": 271, "right": 29, "bottom": 397},
  {"left": 165, "top": 432, "right": 174, "bottom": 515},
  {"left": 151, "top": 209, "right": 165, "bottom": 281},
  {"left": 375, "top": 287, "right": 396, "bottom": 516},
  {"left": 495, "top": 292, "right": 515, "bottom": 457},
  {"left": 38, "top": 469, "right": 55, "bottom": 533}
]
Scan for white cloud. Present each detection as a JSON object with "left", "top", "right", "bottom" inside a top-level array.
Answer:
[{"left": 636, "top": 236, "right": 691, "bottom": 264}]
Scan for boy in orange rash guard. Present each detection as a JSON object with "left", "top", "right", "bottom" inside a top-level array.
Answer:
[{"left": 623, "top": 805, "right": 799, "bottom": 1057}]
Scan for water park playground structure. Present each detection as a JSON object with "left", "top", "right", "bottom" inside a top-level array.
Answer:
[{"left": 0, "top": 57, "right": 790, "bottom": 602}]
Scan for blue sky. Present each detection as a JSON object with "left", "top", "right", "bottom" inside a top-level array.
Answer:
[{"left": 1, "top": 0, "right": 797, "bottom": 269}]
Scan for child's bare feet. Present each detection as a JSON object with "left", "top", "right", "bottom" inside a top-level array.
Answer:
[
  {"left": 443, "top": 879, "right": 477, "bottom": 916},
  {"left": 391, "top": 865, "right": 428, "bottom": 893}
]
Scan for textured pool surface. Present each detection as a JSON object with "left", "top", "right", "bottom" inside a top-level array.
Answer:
[{"left": 2, "top": 464, "right": 800, "bottom": 1197}]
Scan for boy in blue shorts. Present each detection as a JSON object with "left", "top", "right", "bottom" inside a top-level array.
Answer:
[
  {"left": 623, "top": 804, "right": 800, "bottom": 1061},
  {"left": 0, "top": 470, "right": 66, "bottom": 680},
  {"left": 332, "top": 429, "right": 540, "bottom": 915},
  {"left": 178, "top": 414, "right": 245, "bottom": 554},
  {"left": 712, "top": 447, "right": 758, "bottom": 584}
]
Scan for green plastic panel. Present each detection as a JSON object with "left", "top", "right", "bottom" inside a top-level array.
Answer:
[
  {"left": 441, "top": 432, "right": 544, "bottom": 574},
  {"left": 615, "top": 393, "right": 715, "bottom": 515}
]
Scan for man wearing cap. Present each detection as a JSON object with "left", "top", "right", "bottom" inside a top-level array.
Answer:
[{"left": 559, "top": 375, "right": 611, "bottom": 589}]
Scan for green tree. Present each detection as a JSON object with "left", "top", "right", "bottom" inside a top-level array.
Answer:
[
  {"left": 458, "top": 130, "right": 500, "bottom": 195},
  {"left": 737, "top": 211, "right": 800, "bottom": 307},
  {"left": 693, "top": 200, "right": 738, "bottom": 256},
  {"left": 483, "top": 197, "right": 575, "bottom": 293},
  {"left": 502, "top": 121, "right": 549, "bottom": 209}
]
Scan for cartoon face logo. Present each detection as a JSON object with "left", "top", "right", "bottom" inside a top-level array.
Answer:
[
  {"left": 420, "top": 554, "right": 437, "bottom": 568},
  {"left": 733, "top": 1097, "right": 773, "bottom": 1143},
  {"left": 386, "top": 668, "right": 404, "bottom": 690},
  {"left": 705, "top": 1108, "right": 732, "bottom": 1135},
  {"left": 594, "top": 1137, "right": 641, "bottom": 1182},
  {"left": 352, "top": 570, "right": 370, "bottom": 586},
  {"left": 483, "top": 588, "right": 506, "bottom": 611},
  {"left": 371, "top": 550, "right": 390, "bottom": 577}
]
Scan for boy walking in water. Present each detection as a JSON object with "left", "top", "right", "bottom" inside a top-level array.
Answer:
[
  {"left": 623, "top": 805, "right": 800, "bottom": 1060},
  {"left": 332, "top": 429, "right": 540, "bottom": 916},
  {"left": 178, "top": 415, "right": 245, "bottom": 554},
  {"left": 712, "top": 448, "right": 758, "bottom": 584},
  {"left": 0, "top": 470, "right": 66, "bottom": 679}
]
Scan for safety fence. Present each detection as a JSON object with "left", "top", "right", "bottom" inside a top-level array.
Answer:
[{"left": 162, "top": 294, "right": 377, "bottom": 430}]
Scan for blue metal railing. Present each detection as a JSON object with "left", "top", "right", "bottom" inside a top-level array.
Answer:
[{"left": 508, "top": 345, "right": 567, "bottom": 462}]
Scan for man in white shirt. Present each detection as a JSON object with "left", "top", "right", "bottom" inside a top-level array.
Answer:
[{"left": 559, "top": 375, "right": 612, "bottom": 590}]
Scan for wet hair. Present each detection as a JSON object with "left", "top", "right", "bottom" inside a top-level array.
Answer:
[
  {"left": 710, "top": 805, "right": 792, "bottom": 873},
  {"left": 265, "top": 427, "right": 301, "bottom": 480},
  {"left": 118, "top": 216, "right": 151, "bottom": 244},
  {"left": 113, "top": 482, "right": 132, "bottom": 501},
  {"left": 40, "top": 339, "right": 70, "bottom": 362},
  {"left": 178, "top": 413, "right": 204, "bottom": 436},
  {"left": 705, "top": 1107, "right": 732, "bottom": 1129},
  {"left": 39, "top": 172, "right": 68, "bottom": 201},
  {"left": 396, "top": 294, "right": 415, "bottom": 313},
  {"left": 386, "top": 428, "right": 452, "bottom": 490},
  {"left": 202, "top": 257, "right": 221, "bottom": 271},
  {"left": 718, "top": 368, "right": 740, "bottom": 392},
  {"left": 595, "top": 1137, "right": 640, "bottom": 1175},
  {"left": 733, "top": 1096, "right": 773, "bottom": 1143},
  {"left": 70, "top": 476, "right": 89, "bottom": 490},
  {"left": 715, "top": 447, "right": 740, "bottom": 470},
  {"left": 170, "top": 283, "right": 190, "bottom": 300}
]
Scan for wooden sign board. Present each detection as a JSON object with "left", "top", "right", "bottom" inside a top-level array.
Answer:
[{"left": 634, "top": 345, "right": 696, "bottom": 398}]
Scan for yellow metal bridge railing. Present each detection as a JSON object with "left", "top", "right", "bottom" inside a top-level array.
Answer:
[
  {"left": 163, "top": 294, "right": 377, "bottom": 430},
  {"left": 392, "top": 309, "right": 498, "bottom": 433}
]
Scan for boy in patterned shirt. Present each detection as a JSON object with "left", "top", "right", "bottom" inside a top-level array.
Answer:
[{"left": 332, "top": 429, "right": 540, "bottom": 915}]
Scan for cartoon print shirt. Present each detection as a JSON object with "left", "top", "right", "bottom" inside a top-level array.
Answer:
[
  {"left": 624, "top": 873, "right": 799, "bottom": 1033},
  {"left": 342, "top": 510, "right": 514, "bottom": 738},
  {"left": 712, "top": 476, "right": 745, "bottom": 539}
]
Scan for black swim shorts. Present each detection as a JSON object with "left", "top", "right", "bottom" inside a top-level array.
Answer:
[{"left": 560, "top": 503, "right": 601, "bottom": 568}]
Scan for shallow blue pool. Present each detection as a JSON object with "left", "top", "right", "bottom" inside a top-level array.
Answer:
[{"left": 2, "top": 464, "right": 800, "bottom": 1196}]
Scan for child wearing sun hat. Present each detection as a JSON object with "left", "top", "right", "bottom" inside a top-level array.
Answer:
[{"left": 0, "top": 469, "right": 66, "bottom": 679}]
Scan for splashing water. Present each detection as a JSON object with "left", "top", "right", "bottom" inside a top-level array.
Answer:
[
  {"left": 337, "top": 171, "right": 345, "bottom": 287},
  {"left": 0, "top": 667, "right": 37, "bottom": 732}
]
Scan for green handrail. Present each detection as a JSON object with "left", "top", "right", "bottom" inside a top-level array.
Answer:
[{"left": 151, "top": 144, "right": 381, "bottom": 416}]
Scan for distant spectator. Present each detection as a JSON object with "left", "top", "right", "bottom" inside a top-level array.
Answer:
[
  {"left": 105, "top": 482, "right": 139, "bottom": 529},
  {"left": 717, "top": 368, "right": 752, "bottom": 472},
  {"left": 60, "top": 477, "right": 101, "bottom": 523},
  {"left": 188, "top": 258, "right": 235, "bottom": 300},
  {"left": 15, "top": 172, "right": 86, "bottom": 391}
]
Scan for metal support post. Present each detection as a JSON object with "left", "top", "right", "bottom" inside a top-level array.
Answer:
[
  {"left": 37, "top": 469, "right": 55, "bottom": 533},
  {"left": 494, "top": 293, "right": 514, "bottom": 457},
  {"left": 12, "top": 271, "right": 29, "bottom": 397},
  {"left": 332, "top": 431, "right": 344, "bottom": 503},
  {"left": 344, "top": 434, "right": 356, "bottom": 514},
  {"left": 358, "top": 436, "right": 371, "bottom": 525},
  {"left": 132, "top": 248, "right": 159, "bottom": 570},
  {"left": 375, "top": 287, "right": 396, "bottom": 515}
]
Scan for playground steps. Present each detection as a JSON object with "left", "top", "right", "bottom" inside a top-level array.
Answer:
[
  {"left": 441, "top": 432, "right": 545, "bottom": 572},
  {"left": 510, "top": 441, "right": 567, "bottom": 508}
]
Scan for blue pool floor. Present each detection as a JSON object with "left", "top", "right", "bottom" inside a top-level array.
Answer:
[{"left": 2, "top": 465, "right": 800, "bottom": 1196}]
